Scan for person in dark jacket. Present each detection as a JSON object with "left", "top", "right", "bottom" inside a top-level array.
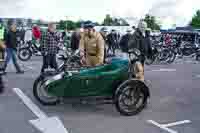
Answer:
[
  {"left": 107, "top": 29, "right": 118, "bottom": 55},
  {"left": 128, "top": 20, "right": 152, "bottom": 81},
  {"left": 3, "top": 23, "right": 24, "bottom": 74},
  {"left": 71, "top": 30, "right": 81, "bottom": 51},
  {"left": 119, "top": 29, "right": 132, "bottom": 53},
  {"left": 40, "top": 23, "right": 59, "bottom": 73}
]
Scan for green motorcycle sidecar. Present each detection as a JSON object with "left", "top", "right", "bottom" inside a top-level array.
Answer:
[{"left": 33, "top": 58, "right": 150, "bottom": 116}]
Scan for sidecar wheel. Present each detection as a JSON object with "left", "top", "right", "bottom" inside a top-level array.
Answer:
[
  {"left": 33, "top": 75, "right": 60, "bottom": 105},
  {"left": 114, "top": 79, "right": 149, "bottom": 116}
]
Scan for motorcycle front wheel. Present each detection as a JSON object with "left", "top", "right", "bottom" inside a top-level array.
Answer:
[{"left": 18, "top": 48, "right": 32, "bottom": 61}]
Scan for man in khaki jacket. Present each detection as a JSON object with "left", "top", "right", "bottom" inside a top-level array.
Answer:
[{"left": 79, "top": 22, "right": 105, "bottom": 66}]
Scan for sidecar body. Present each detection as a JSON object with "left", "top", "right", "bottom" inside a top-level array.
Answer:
[{"left": 46, "top": 58, "right": 128, "bottom": 97}]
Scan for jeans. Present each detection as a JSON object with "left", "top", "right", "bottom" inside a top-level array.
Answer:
[
  {"left": 41, "top": 54, "right": 58, "bottom": 73},
  {"left": 4, "top": 48, "right": 21, "bottom": 72}
]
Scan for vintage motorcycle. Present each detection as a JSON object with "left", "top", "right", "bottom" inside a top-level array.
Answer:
[
  {"left": 18, "top": 40, "right": 41, "bottom": 61},
  {"left": 33, "top": 48, "right": 150, "bottom": 116}
]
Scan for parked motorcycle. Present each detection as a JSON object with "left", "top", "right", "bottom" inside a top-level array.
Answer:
[{"left": 18, "top": 41, "right": 41, "bottom": 61}]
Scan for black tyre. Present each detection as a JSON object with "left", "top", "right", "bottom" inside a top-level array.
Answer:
[
  {"left": 114, "top": 79, "right": 149, "bottom": 116},
  {"left": 160, "top": 49, "right": 170, "bottom": 62},
  {"left": 33, "top": 75, "right": 60, "bottom": 105},
  {"left": 145, "top": 56, "right": 156, "bottom": 65},
  {"left": 196, "top": 55, "right": 200, "bottom": 61},
  {"left": 167, "top": 51, "right": 176, "bottom": 64},
  {"left": 18, "top": 48, "right": 32, "bottom": 61}
]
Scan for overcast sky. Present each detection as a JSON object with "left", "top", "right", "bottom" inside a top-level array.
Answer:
[{"left": 0, "top": 0, "right": 199, "bottom": 28}]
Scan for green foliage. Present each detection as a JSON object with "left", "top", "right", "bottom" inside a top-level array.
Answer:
[
  {"left": 144, "top": 14, "right": 160, "bottom": 30},
  {"left": 103, "top": 14, "right": 113, "bottom": 26},
  {"left": 190, "top": 10, "right": 200, "bottom": 28},
  {"left": 102, "top": 14, "right": 129, "bottom": 26},
  {"left": 57, "top": 20, "right": 67, "bottom": 30},
  {"left": 66, "top": 20, "right": 76, "bottom": 30},
  {"left": 75, "top": 21, "right": 82, "bottom": 28}
]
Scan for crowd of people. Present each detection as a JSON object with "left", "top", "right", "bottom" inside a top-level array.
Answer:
[{"left": 0, "top": 19, "right": 153, "bottom": 94}]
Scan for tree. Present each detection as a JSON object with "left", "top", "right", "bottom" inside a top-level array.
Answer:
[
  {"left": 190, "top": 10, "right": 200, "bottom": 28},
  {"left": 57, "top": 20, "right": 67, "bottom": 30},
  {"left": 144, "top": 14, "right": 160, "bottom": 30},
  {"left": 75, "top": 20, "right": 82, "bottom": 28},
  {"left": 103, "top": 14, "right": 113, "bottom": 26},
  {"left": 93, "top": 22, "right": 100, "bottom": 26},
  {"left": 66, "top": 20, "right": 76, "bottom": 30}
]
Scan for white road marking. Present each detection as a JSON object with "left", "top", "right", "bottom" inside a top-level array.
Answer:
[
  {"left": 13, "top": 88, "right": 68, "bottom": 133},
  {"left": 151, "top": 68, "right": 176, "bottom": 72},
  {"left": 13, "top": 88, "right": 47, "bottom": 119},
  {"left": 162, "top": 120, "right": 191, "bottom": 127},
  {"left": 195, "top": 75, "right": 200, "bottom": 78},
  {"left": 147, "top": 119, "right": 191, "bottom": 133},
  {"left": 147, "top": 120, "right": 177, "bottom": 133}
]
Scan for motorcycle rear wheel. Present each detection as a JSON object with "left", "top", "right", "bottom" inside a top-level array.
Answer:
[{"left": 18, "top": 48, "right": 32, "bottom": 61}]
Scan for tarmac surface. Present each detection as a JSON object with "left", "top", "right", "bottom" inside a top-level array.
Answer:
[{"left": 0, "top": 54, "right": 200, "bottom": 133}]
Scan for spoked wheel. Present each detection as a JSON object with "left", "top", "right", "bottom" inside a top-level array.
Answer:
[
  {"left": 18, "top": 48, "right": 32, "bottom": 61},
  {"left": 115, "top": 80, "right": 149, "bottom": 116},
  {"left": 33, "top": 75, "right": 60, "bottom": 105},
  {"left": 145, "top": 55, "right": 156, "bottom": 65},
  {"left": 167, "top": 51, "right": 176, "bottom": 64},
  {"left": 160, "top": 49, "right": 170, "bottom": 62}
]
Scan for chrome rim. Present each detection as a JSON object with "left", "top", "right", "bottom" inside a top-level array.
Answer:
[{"left": 20, "top": 50, "right": 30, "bottom": 59}]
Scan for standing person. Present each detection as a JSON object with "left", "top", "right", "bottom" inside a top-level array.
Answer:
[
  {"left": 99, "top": 27, "right": 108, "bottom": 41},
  {"left": 24, "top": 28, "right": 32, "bottom": 45},
  {"left": 40, "top": 23, "right": 59, "bottom": 73},
  {"left": 107, "top": 29, "right": 117, "bottom": 55},
  {"left": 3, "top": 23, "right": 24, "bottom": 74},
  {"left": 71, "top": 29, "right": 81, "bottom": 51},
  {"left": 79, "top": 21, "right": 105, "bottom": 66},
  {"left": 32, "top": 25, "right": 41, "bottom": 44},
  {"left": 0, "top": 20, "right": 6, "bottom": 93},
  {"left": 119, "top": 29, "right": 132, "bottom": 53},
  {"left": 128, "top": 20, "right": 152, "bottom": 81}
]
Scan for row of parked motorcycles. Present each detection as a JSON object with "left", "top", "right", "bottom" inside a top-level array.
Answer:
[
  {"left": 145, "top": 39, "right": 200, "bottom": 65},
  {"left": 16, "top": 38, "right": 69, "bottom": 61}
]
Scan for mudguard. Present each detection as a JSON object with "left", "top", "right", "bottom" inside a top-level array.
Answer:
[{"left": 115, "top": 79, "right": 150, "bottom": 98}]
